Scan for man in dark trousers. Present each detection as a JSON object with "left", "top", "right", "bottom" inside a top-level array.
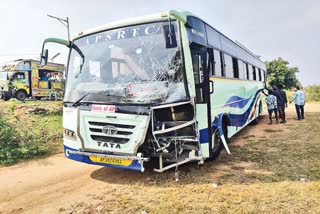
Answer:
[
  {"left": 278, "top": 84, "right": 288, "bottom": 123},
  {"left": 272, "top": 85, "right": 287, "bottom": 123},
  {"left": 290, "top": 86, "right": 306, "bottom": 120}
]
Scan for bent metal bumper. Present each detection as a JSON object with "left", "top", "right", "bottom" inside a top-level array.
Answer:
[{"left": 64, "top": 146, "right": 149, "bottom": 172}]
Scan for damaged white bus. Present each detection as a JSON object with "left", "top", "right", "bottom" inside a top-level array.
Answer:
[{"left": 41, "top": 10, "right": 266, "bottom": 172}]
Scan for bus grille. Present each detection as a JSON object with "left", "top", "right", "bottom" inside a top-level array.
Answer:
[{"left": 88, "top": 121, "right": 135, "bottom": 144}]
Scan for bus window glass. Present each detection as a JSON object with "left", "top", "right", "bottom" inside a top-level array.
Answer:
[
  {"left": 258, "top": 68, "right": 262, "bottom": 81},
  {"left": 248, "top": 64, "right": 253, "bottom": 80},
  {"left": 252, "top": 66, "right": 256, "bottom": 80},
  {"left": 232, "top": 57, "right": 239, "bottom": 78},
  {"left": 238, "top": 61, "right": 244, "bottom": 79},
  {"left": 191, "top": 52, "right": 204, "bottom": 103},
  {"left": 261, "top": 70, "right": 265, "bottom": 82},
  {"left": 245, "top": 63, "right": 249, "bottom": 80},
  {"left": 208, "top": 50, "right": 214, "bottom": 77},
  {"left": 213, "top": 49, "right": 222, "bottom": 77},
  {"left": 224, "top": 54, "right": 233, "bottom": 78},
  {"left": 220, "top": 52, "right": 225, "bottom": 77}
]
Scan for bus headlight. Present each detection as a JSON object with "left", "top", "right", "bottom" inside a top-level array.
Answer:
[{"left": 64, "top": 129, "right": 77, "bottom": 140}]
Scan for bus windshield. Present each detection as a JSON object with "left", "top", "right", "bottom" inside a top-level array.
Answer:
[{"left": 65, "top": 21, "right": 187, "bottom": 105}]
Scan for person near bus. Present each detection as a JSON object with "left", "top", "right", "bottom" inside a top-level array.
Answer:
[
  {"left": 272, "top": 85, "right": 286, "bottom": 123},
  {"left": 266, "top": 89, "right": 279, "bottom": 124},
  {"left": 290, "top": 86, "right": 305, "bottom": 120},
  {"left": 278, "top": 84, "right": 288, "bottom": 123}
]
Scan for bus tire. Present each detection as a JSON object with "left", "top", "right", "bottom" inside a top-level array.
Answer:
[
  {"left": 15, "top": 90, "right": 27, "bottom": 101},
  {"left": 207, "top": 129, "right": 223, "bottom": 161},
  {"left": 2, "top": 92, "right": 11, "bottom": 101},
  {"left": 207, "top": 121, "right": 228, "bottom": 161}
]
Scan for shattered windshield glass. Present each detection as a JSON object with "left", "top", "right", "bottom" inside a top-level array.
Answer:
[{"left": 65, "top": 21, "right": 187, "bottom": 105}]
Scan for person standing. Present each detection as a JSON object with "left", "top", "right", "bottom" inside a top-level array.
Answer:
[
  {"left": 291, "top": 86, "right": 305, "bottom": 120},
  {"left": 272, "top": 85, "right": 285, "bottom": 123},
  {"left": 278, "top": 85, "right": 288, "bottom": 123},
  {"left": 266, "top": 89, "right": 279, "bottom": 124}
]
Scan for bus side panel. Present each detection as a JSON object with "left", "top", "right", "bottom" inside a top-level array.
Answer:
[{"left": 210, "top": 78, "right": 265, "bottom": 138}]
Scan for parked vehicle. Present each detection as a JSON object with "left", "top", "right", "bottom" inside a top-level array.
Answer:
[
  {"left": 41, "top": 10, "right": 266, "bottom": 172},
  {"left": 0, "top": 59, "right": 64, "bottom": 101}
]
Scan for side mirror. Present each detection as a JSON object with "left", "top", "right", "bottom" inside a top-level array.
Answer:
[
  {"left": 40, "top": 49, "right": 49, "bottom": 66},
  {"left": 162, "top": 24, "right": 178, "bottom": 49}
]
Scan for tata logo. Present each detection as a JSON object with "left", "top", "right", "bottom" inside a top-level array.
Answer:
[
  {"left": 97, "top": 141, "right": 121, "bottom": 149},
  {"left": 101, "top": 125, "right": 118, "bottom": 135}
]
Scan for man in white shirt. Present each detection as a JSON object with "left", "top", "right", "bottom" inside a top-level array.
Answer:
[{"left": 290, "top": 86, "right": 306, "bottom": 120}]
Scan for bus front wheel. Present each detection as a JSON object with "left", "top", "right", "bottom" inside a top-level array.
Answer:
[
  {"left": 207, "top": 129, "right": 223, "bottom": 161},
  {"left": 15, "top": 90, "right": 27, "bottom": 101}
]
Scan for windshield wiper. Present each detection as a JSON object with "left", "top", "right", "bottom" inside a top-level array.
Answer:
[{"left": 71, "top": 93, "right": 92, "bottom": 107}]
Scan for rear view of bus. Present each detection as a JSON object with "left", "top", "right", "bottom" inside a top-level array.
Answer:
[{"left": 42, "top": 10, "right": 266, "bottom": 172}]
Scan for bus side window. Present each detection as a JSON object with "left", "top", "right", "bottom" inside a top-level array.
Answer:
[
  {"left": 208, "top": 49, "right": 214, "bottom": 77},
  {"left": 261, "top": 70, "right": 265, "bottom": 82},
  {"left": 238, "top": 60, "right": 244, "bottom": 79},
  {"left": 220, "top": 52, "right": 226, "bottom": 77},
  {"left": 213, "top": 49, "right": 222, "bottom": 77},
  {"left": 245, "top": 63, "right": 249, "bottom": 80},
  {"left": 258, "top": 68, "right": 262, "bottom": 81},
  {"left": 248, "top": 65, "right": 253, "bottom": 80},
  {"left": 224, "top": 54, "right": 233, "bottom": 78},
  {"left": 232, "top": 57, "right": 239, "bottom": 79},
  {"left": 191, "top": 51, "right": 204, "bottom": 103},
  {"left": 252, "top": 66, "right": 257, "bottom": 81}
]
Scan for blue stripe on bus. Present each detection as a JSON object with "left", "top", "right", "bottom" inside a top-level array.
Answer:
[
  {"left": 64, "top": 146, "right": 143, "bottom": 172},
  {"left": 224, "top": 95, "right": 252, "bottom": 109}
]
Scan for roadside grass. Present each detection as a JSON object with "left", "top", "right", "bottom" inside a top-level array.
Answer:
[
  {"left": 0, "top": 100, "right": 63, "bottom": 165},
  {"left": 228, "top": 113, "right": 320, "bottom": 182},
  {"left": 68, "top": 105, "right": 320, "bottom": 213}
]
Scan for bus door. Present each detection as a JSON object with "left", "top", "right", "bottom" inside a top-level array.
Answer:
[{"left": 190, "top": 45, "right": 213, "bottom": 158}]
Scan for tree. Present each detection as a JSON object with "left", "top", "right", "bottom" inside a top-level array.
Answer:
[{"left": 266, "top": 57, "right": 300, "bottom": 89}]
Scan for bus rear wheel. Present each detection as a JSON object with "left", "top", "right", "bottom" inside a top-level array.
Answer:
[{"left": 15, "top": 90, "right": 27, "bottom": 101}]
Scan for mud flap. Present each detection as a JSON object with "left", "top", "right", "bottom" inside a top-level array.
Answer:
[{"left": 218, "top": 115, "right": 231, "bottom": 155}]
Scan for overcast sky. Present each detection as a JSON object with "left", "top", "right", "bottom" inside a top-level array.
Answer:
[{"left": 0, "top": 0, "right": 319, "bottom": 86}]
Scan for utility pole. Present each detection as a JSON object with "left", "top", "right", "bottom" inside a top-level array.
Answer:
[{"left": 47, "top": 14, "right": 70, "bottom": 41}]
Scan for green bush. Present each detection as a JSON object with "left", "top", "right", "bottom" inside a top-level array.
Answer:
[
  {"left": 305, "top": 85, "right": 320, "bottom": 102},
  {"left": 0, "top": 114, "right": 49, "bottom": 165}
]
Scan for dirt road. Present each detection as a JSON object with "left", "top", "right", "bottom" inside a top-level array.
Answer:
[
  {"left": 0, "top": 154, "right": 103, "bottom": 213},
  {"left": 1, "top": 104, "right": 319, "bottom": 213}
]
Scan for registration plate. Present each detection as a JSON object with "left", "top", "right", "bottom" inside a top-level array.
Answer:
[{"left": 89, "top": 156, "right": 132, "bottom": 166}]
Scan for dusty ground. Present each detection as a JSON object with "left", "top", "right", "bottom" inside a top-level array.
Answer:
[{"left": 0, "top": 103, "right": 320, "bottom": 213}]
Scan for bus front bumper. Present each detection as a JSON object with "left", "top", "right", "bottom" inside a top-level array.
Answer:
[{"left": 64, "top": 146, "right": 149, "bottom": 172}]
